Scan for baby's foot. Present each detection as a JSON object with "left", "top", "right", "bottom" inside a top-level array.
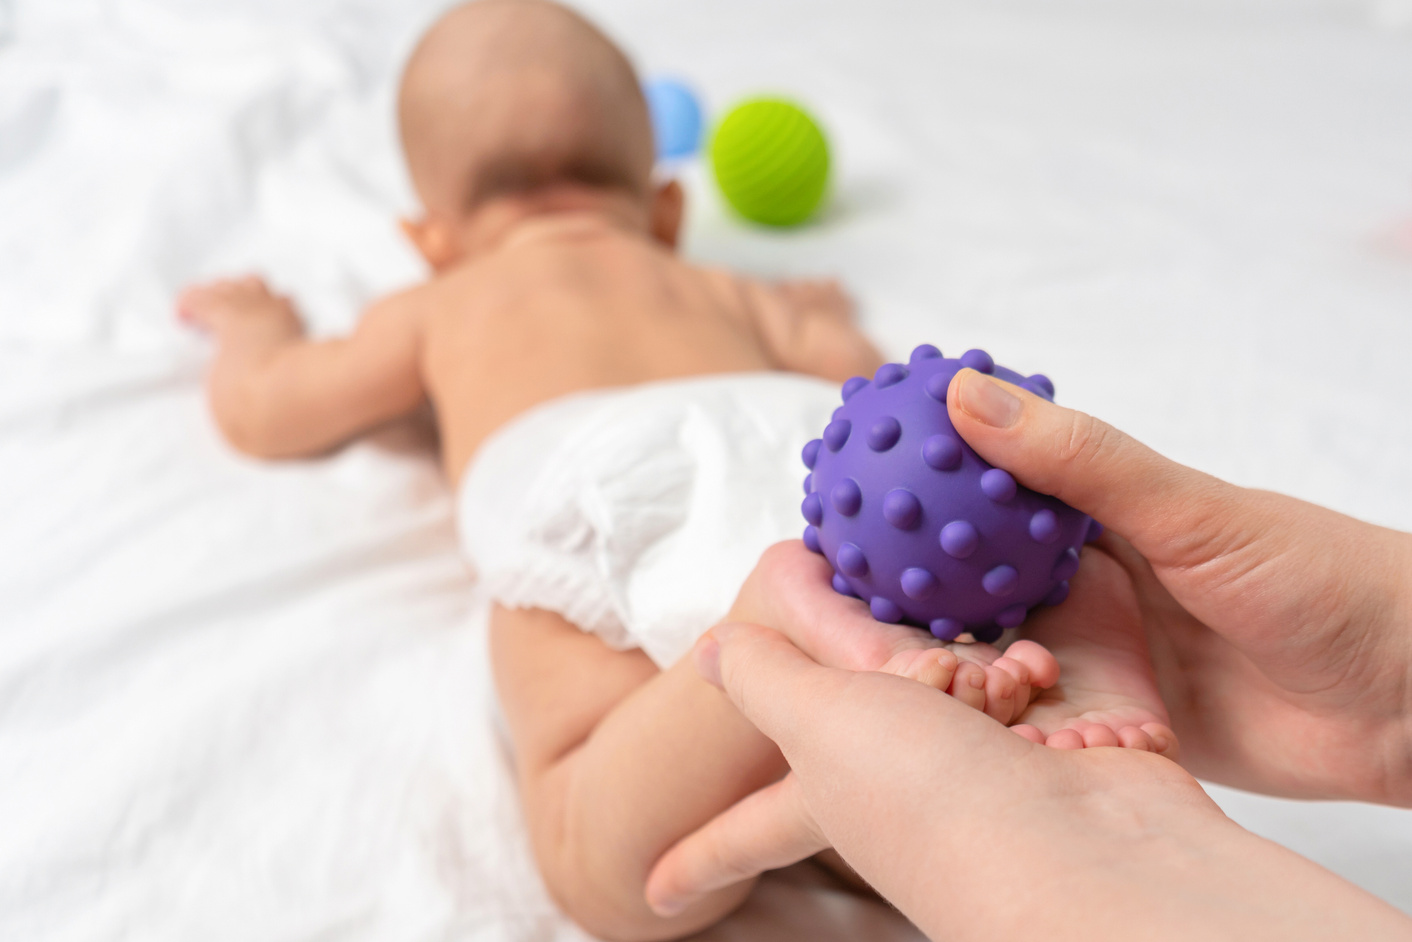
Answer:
[
  {"left": 733, "top": 543, "right": 1060, "bottom": 727},
  {"left": 881, "top": 638, "right": 1058, "bottom": 726},
  {"left": 1009, "top": 550, "right": 1177, "bottom": 756},
  {"left": 177, "top": 275, "right": 303, "bottom": 345}
]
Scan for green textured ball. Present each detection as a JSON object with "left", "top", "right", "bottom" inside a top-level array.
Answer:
[{"left": 710, "top": 98, "right": 831, "bottom": 227}]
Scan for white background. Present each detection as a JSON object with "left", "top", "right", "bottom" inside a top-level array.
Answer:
[{"left": 1, "top": 0, "right": 1410, "bottom": 938}]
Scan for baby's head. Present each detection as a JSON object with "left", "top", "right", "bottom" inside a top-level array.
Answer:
[{"left": 398, "top": 0, "right": 680, "bottom": 271}]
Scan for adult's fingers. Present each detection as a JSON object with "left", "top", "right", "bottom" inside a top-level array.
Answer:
[
  {"left": 733, "top": 542, "right": 981, "bottom": 675},
  {"left": 692, "top": 621, "right": 854, "bottom": 746},
  {"left": 644, "top": 773, "right": 825, "bottom": 917},
  {"left": 698, "top": 621, "right": 1028, "bottom": 796},
  {"left": 947, "top": 368, "right": 1242, "bottom": 569},
  {"left": 696, "top": 622, "right": 1048, "bottom": 942}
]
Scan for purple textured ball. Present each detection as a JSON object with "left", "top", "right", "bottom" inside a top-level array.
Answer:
[{"left": 801, "top": 346, "right": 1092, "bottom": 640}]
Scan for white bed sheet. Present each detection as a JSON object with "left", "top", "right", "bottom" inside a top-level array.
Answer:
[{"left": 2, "top": 0, "right": 1411, "bottom": 938}]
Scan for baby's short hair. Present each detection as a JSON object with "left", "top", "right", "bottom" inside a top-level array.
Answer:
[{"left": 398, "top": 0, "right": 654, "bottom": 217}]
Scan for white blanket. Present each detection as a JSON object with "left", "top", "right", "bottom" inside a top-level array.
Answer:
[{"left": 2, "top": 0, "right": 1411, "bottom": 938}]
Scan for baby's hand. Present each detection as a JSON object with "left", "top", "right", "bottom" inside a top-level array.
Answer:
[{"left": 177, "top": 275, "right": 304, "bottom": 348}]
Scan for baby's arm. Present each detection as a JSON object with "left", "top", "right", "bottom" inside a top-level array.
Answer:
[
  {"left": 744, "top": 278, "right": 886, "bottom": 384},
  {"left": 178, "top": 276, "right": 427, "bottom": 458}
]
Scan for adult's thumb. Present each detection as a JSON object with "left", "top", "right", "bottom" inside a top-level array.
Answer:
[
  {"left": 694, "top": 623, "right": 850, "bottom": 751},
  {"left": 947, "top": 368, "right": 1240, "bottom": 568}
]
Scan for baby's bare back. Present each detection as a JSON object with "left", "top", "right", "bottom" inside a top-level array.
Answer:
[{"left": 419, "top": 219, "right": 777, "bottom": 480}]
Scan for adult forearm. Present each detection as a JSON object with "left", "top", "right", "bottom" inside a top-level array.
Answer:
[
  {"left": 692, "top": 624, "right": 1412, "bottom": 942},
  {"left": 841, "top": 774, "right": 1410, "bottom": 942}
]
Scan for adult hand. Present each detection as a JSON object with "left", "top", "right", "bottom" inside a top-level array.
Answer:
[
  {"left": 724, "top": 541, "right": 1061, "bottom": 726},
  {"left": 646, "top": 620, "right": 1411, "bottom": 940},
  {"left": 646, "top": 535, "right": 1171, "bottom": 908},
  {"left": 947, "top": 367, "right": 1412, "bottom": 804}
]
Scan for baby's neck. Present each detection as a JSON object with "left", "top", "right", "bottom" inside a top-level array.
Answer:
[
  {"left": 475, "top": 185, "right": 652, "bottom": 255},
  {"left": 497, "top": 207, "right": 641, "bottom": 253}
]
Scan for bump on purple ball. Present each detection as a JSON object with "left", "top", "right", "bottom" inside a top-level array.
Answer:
[
  {"left": 980, "top": 468, "right": 1017, "bottom": 503},
  {"left": 882, "top": 488, "right": 922, "bottom": 529},
  {"left": 875, "top": 363, "right": 909, "bottom": 388},
  {"left": 922, "top": 434, "right": 962, "bottom": 471},
  {"left": 802, "top": 346, "right": 1091, "bottom": 640},
  {"left": 824, "top": 419, "right": 851, "bottom": 452},
  {"left": 959, "top": 349, "right": 995, "bottom": 374},
  {"left": 832, "top": 478, "right": 863, "bottom": 516},
  {"left": 867, "top": 416, "right": 902, "bottom": 451}
]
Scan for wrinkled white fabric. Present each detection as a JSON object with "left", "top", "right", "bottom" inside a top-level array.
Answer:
[
  {"left": 459, "top": 373, "right": 838, "bottom": 669},
  {"left": 2, "top": 0, "right": 1412, "bottom": 939}
]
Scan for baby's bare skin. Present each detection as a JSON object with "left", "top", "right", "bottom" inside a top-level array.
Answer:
[
  {"left": 179, "top": 202, "right": 872, "bottom": 481},
  {"left": 421, "top": 214, "right": 795, "bottom": 481},
  {"left": 175, "top": 2, "right": 1169, "bottom": 939},
  {"left": 179, "top": 199, "right": 1058, "bottom": 938}
]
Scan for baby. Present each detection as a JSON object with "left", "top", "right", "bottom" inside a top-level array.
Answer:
[{"left": 179, "top": 1, "right": 1172, "bottom": 938}]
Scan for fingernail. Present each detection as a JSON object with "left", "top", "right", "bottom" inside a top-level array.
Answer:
[
  {"left": 955, "top": 370, "right": 1022, "bottom": 428},
  {"left": 693, "top": 635, "right": 723, "bottom": 688}
]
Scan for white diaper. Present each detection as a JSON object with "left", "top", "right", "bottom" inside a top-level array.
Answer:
[{"left": 458, "top": 372, "right": 839, "bottom": 668}]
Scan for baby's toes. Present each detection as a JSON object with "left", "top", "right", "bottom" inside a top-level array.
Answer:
[
  {"left": 882, "top": 648, "right": 959, "bottom": 692},
  {"left": 990, "top": 655, "right": 1029, "bottom": 687},
  {"left": 1048, "top": 721, "right": 1121, "bottom": 749},
  {"left": 980, "top": 664, "right": 1020, "bottom": 724},
  {"left": 1140, "top": 723, "right": 1179, "bottom": 759},
  {"left": 1077, "top": 723, "right": 1121, "bottom": 749},
  {"left": 1045, "top": 728, "right": 1086, "bottom": 750},
  {"left": 1117, "top": 726, "right": 1155, "bottom": 752},
  {"left": 1010, "top": 724, "right": 1046, "bottom": 745},
  {"left": 947, "top": 661, "right": 987, "bottom": 712},
  {"left": 998, "top": 640, "right": 1059, "bottom": 690},
  {"left": 989, "top": 655, "right": 1033, "bottom": 710}
]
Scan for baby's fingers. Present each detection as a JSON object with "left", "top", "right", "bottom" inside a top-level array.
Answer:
[{"left": 176, "top": 286, "right": 218, "bottom": 328}]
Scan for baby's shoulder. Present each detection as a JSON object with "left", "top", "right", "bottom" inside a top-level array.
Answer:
[
  {"left": 399, "top": 258, "right": 504, "bottom": 314},
  {"left": 361, "top": 279, "right": 440, "bottom": 326}
]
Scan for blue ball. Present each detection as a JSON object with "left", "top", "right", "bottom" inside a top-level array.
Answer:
[{"left": 644, "top": 77, "right": 704, "bottom": 161}]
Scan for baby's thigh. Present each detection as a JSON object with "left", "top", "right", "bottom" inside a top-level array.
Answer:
[{"left": 489, "top": 604, "right": 659, "bottom": 777}]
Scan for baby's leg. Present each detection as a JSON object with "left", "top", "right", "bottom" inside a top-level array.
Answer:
[
  {"left": 491, "top": 604, "right": 795, "bottom": 941},
  {"left": 1009, "top": 550, "right": 1178, "bottom": 755},
  {"left": 490, "top": 555, "right": 1055, "bottom": 941}
]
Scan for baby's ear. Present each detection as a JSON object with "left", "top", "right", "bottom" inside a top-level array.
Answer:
[
  {"left": 649, "top": 179, "right": 685, "bottom": 251},
  {"left": 399, "top": 215, "right": 462, "bottom": 272}
]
